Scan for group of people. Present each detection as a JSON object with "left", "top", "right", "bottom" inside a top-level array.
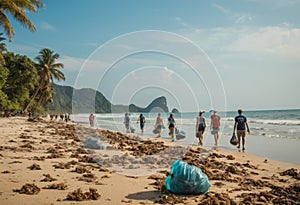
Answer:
[
  {"left": 121, "top": 109, "right": 251, "bottom": 150},
  {"left": 195, "top": 109, "right": 250, "bottom": 150},
  {"left": 124, "top": 113, "right": 146, "bottom": 133},
  {"left": 50, "top": 113, "right": 70, "bottom": 122}
]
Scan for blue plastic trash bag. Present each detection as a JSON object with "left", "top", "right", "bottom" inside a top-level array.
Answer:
[
  {"left": 165, "top": 160, "right": 210, "bottom": 195},
  {"left": 175, "top": 128, "right": 186, "bottom": 140},
  {"left": 85, "top": 136, "right": 106, "bottom": 149}
]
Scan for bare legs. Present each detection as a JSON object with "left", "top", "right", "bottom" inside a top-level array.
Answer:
[
  {"left": 214, "top": 133, "right": 219, "bottom": 146},
  {"left": 197, "top": 131, "right": 204, "bottom": 145},
  {"left": 170, "top": 127, "right": 175, "bottom": 142},
  {"left": 237, "top": 131, "right": 246, "bottom": 151}
]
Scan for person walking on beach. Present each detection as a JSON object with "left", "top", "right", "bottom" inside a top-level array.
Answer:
[
  {"left": 210, "top": 110, "right": 221, "bottom": 146},
  {"left": 89, "top": 113, "right": 95, "bottom": 127},
  {"left": 155, "top": 113, "right": 164, "bottom": 138},
  {"left": 196, "top": 111, "right": 206, "bottom": 145},
  {"left": 233, "top": 109, "right": 250, "bottom": 151},
  {"left": 137, "top": 114, "right": 146, "bottom": 134},
  {"left": 168, "top": 113, "right": 176, "bottom": 142},
  {"left": 124, "top": 113, "right": 130, "bottom": 133}
]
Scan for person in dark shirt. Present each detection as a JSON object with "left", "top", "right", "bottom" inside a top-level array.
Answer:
[
  {"left": 168, "top": 113, "right": 176, "bottom": 142},
  {"left": 233, "top": 109, "right": 250, "bottom": 151},
  {"left": 137, "top": 114, "right": 146, "bottom": 134}
]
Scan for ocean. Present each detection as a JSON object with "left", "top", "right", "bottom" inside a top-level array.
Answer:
[{"left": 72, "top": 109, "right": 300, "bottom": 164}]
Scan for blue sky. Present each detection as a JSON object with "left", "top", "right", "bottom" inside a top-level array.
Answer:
[{"left": 5, "top": 0, "right": 300, "bottom": 111}]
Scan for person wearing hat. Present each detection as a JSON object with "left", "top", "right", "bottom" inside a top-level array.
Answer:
[
  {"left": 196, "top": 110, "right": 206, "bottom": 145},
  {"left": 233, "top": 109, "right": 250, "bottom": 151},
  {"left": 210, "top": 109, "right": 221, "bottom": 146}
]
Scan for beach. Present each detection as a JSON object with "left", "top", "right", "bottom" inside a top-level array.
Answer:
[{"left": 0, "top": 116, "right": 299, "bottom": 205}]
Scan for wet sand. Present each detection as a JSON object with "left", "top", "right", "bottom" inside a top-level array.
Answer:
[{"left": 0, "top": 116, "right": 299, "bottom": 204}]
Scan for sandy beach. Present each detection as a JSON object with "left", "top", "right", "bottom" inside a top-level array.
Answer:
[{"left": 0, "top": 116, "right": 299, "bottom": 205}]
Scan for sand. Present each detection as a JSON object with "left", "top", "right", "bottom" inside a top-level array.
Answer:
[{"left": 0, "top": 116, "right": 299, "bottom": 205}]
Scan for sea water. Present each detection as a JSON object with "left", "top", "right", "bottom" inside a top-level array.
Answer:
[{"left": 72, "top": 109, "right": 300, "bottom": 164}]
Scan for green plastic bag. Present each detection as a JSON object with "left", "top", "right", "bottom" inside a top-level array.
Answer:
[{"left": 165, "top": 160, "right": 210, "bottom": 195}]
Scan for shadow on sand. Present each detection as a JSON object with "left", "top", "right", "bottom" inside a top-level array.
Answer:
[{"left": 126, "top": 190, "right": 160, "bottom": 201}]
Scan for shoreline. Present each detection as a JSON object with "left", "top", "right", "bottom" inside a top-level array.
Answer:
[{"left": 0, "top": 116, "right": 299, "bottom": 204}]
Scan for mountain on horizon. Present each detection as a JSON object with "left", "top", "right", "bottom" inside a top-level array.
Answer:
[{"left": 47, "top": 84, "right": 169, "bottom": 114}]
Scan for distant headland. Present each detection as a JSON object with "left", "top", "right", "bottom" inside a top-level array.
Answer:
[{"left": 47, "top": 84, "right": 169, "bottom": 114}]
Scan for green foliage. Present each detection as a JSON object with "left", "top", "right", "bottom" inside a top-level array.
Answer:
[
  {"left": 0, "top": 0, "right": 43, "bottom": 41},
  {"left": 0, "top": 64, "right": 9, "bottom": 109},
  {"left": 25, "top": 48, "right": 65, "bottom": 112},
  {"left": 2, "top": 52, "right": 37, "bottom": 110}
]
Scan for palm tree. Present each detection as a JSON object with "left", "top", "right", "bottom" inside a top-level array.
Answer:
[
  {"left": 0, "top": 0, "right": 43, "bottom": 41},
  {"left": 24, "top": 48, "right": 65, "bottom": 112},
  {"left": 0, "top": 33, "right": 7, "bottom": 64}
]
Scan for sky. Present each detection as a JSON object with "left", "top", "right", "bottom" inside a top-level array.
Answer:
[{"left": 4, "top": 0, "right": 300, "bottom": 112}]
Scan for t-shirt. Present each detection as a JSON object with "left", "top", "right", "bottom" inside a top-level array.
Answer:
[
  {"left": 210, "top": 114, "right": 220, "bottom": 128},
  {"left": 196, "top": 116, "right": 205, "bottom": 127},
  {"left": 155, "top": 116, "right": 163, "bottom": 126},
  {"left": 235, "top": 115, "right": 247, "bottom": 130}
]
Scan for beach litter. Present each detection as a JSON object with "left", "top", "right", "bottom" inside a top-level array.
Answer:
[
  {"left": 175, "top": 128, "right": 186, "bottom": 140},
  {"left": 230, "top": 133, "right": 238, "bottom": 145},
  {"left": 85, "top": 136, "right": 106, "bottom": 149},
  {"left": 42, "top": 183, "right": 68, "bottom": 190},
  {"left": 165, "top": 160, "right": 210, "bottom": 195},
  {"left": 13, "top": 183, "right": 40, "bottom": 195},
  {"left": 66, "top": 188, "right": 100, "bottom": 201},
  {"left": 28, "top": 163, "right": 41, "bottom": 170}
]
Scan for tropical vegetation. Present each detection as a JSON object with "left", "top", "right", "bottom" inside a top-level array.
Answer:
[
  {"left": 0, "top": 0, "right": 67, "bottom": 115},
  {"left": 0, "top": 0, "right": 43, "bottom": 41},
  {"left": 0, "top": 43, "right": 65, "bottom": 114},
  {"left": 24, "top": 48, "right": 65, "bottom": 112}
]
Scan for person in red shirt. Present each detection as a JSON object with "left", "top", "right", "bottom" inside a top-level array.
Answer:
[
  {"left": 89, "top": 113, "right": 95, "bottom": 127},
  {"left": 210, "top": 110, "right": 220, "bottom": 146}
]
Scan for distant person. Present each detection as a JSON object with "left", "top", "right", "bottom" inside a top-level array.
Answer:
[
  {"left": 155, "top": 113, "right": 164, "bottom": 138},
  {"left": 168, "top": 113, "right": 176, "bottom": 142},
  {"left": 233, "top": 109, "right": 250, "bottom": 151},
  {"left": 124, "top": 113, "right": 130, "bottom": 133},
  {"left": 137, "top": 114, "right": 146, "bottom": 133},
  {"left": 60, "top": 114, "right": 64, "bottom": 121},
  {"left": 65, "top": 113, "right": 70, "bottom": 123},
  {"left": 196, "top": 111, "right": 206, "bottom": 145},
  {"left": 89, "top": 113, "right": 95, "bottom": 127},
  {"left": 210, "top": 110, "right": 221, "bottom": 146}
]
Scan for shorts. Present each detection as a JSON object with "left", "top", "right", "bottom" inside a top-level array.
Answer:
[
  {"left": 140, "top": 123, "right": 145, "bottom": 129},
  {"left": 169, "top": 124, "right": 175, "bottom": 129},
  {"left": 198, "top": 124, "right": 205, "bottom": 132},
  {"left": 211, "top": 127, "right": 219, "bottom": 134},
  {"left": 156, "top": 125, "right": 162, "bottom": 130},
  {"left": 237, "top": 130, "right": 246, "bottom": 138}
]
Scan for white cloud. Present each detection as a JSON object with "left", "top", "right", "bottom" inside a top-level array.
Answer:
[
  {"left": 248, "top": 0, "right": 300, "bottom": 8},
  {"left": 175, "top": 17, "right": 188, "bottom": 27},
  {"left": 184, "top": 25, "right": 300, "bottom": 62},
  {"left": 60, "top": 55, "right": 110, "bottom": 72},
  {"left": 212, "top": 3, "right": 255, "bottom": 24},
  {"left": 226, "top": 26, "right": 300, "bottom": 58},
  {"left": 40, "top": 21, "right": 55, "bottom": 31}
]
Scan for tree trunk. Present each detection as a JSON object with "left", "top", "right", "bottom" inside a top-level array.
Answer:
[{"left": 24, "top": 81, "right": 44, "bottom": 113}]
